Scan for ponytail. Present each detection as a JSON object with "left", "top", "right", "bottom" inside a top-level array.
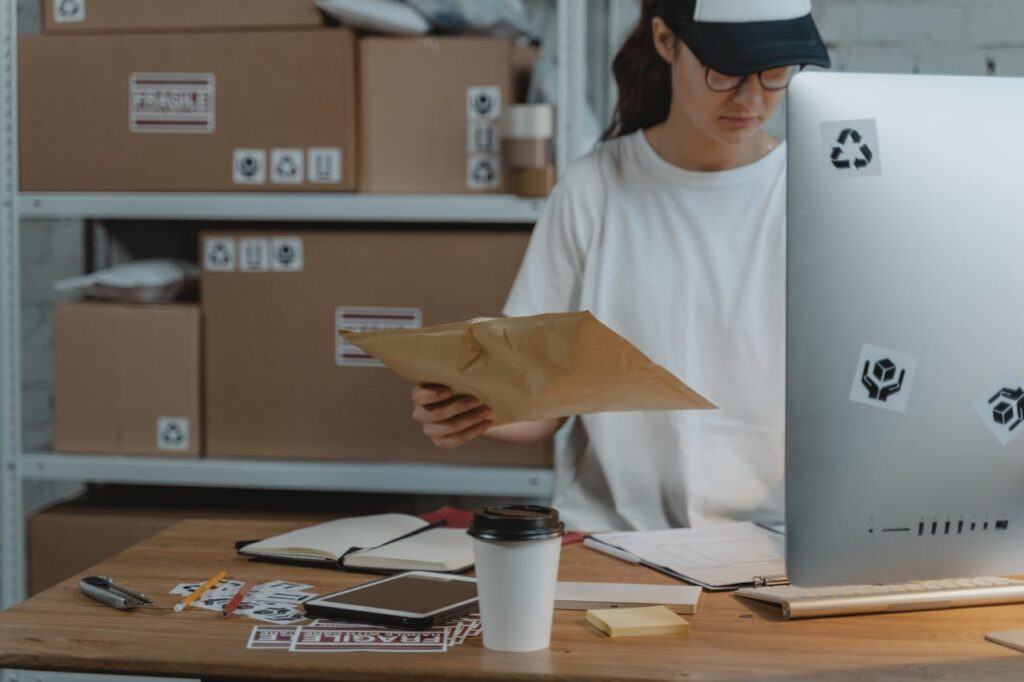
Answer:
[{"left": 602, "top": 0, "right": 673, "bottom": 141}]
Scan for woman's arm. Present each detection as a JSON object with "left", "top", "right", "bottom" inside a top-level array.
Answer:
[
  {"left": 483, "top": 418, "right": 566, "bottom": 445},
  {"left": 411, "top": 384, "right": 563, "bottom": 449}
]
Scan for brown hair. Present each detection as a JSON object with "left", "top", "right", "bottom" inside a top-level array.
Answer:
[{"left": 602, "top": 0, "right": 674, "bottom": 141}]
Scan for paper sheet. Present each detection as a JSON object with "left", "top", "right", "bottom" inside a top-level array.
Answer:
[
  {"left": 339, "top": 311, "right": 714, "bottom": 424},
  {"left": 593, "top": 522, "right": 786, "bottom": 590}
]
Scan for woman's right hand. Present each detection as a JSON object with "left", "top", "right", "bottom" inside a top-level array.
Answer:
[{"left": 411, "top": 384, "right": 494, "bottom": 450}]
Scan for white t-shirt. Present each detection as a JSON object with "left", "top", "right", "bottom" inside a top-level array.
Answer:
[{"left": 503, "top": 130, "right": 787, "bottom": 532}]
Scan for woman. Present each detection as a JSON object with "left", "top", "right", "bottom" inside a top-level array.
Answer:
[{"left": 411, "top": 0, "right": 831, "bottom": 532}]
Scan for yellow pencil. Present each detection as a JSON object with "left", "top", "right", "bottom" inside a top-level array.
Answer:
[{"left": 173, "top": 571, "right": 227, "bottom": 613}]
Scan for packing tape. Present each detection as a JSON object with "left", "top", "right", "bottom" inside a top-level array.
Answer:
[
  {"left": 503, "top": 104, "right": 554, "bottom": 140},
  {"left": 503, "top": 138, "right": 553, "bottom": 169}
]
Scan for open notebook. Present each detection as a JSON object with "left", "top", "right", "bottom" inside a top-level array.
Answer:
[{"left": 237, "top": 513, "right": 474, "bottom": 573}]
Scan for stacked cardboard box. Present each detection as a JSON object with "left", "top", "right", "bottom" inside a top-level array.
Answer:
[
  {"left": 200, "top": 228, "right": 551, "bottom": 467},
  {"left": 21, "top": 1, "right": 357, "bottom": 192},
  {"left": 359, "top": 37, "right": 536, "bottom": 194},
  {"left": 54, "top": 302, "right": 202, "bottom": 456}
]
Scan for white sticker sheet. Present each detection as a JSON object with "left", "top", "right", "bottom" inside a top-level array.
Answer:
[
  {"left": 849, "top": 343, "right": 919, "bottom": 414},
  {"left": 335, "top": 307, "right": 423, "bottom": 367}
]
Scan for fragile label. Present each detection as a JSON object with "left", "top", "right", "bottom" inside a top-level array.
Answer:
[
  {"left": 203, "top": 237, "right": 236, "bottom": 272},
  {"left": 290, "top": 626, "right": 447, "bottom": 653},
  {"left": 53, "top": 0, "right": 85, "bottom": 23},
  {"left": 130, "top": 73, "right": 215, "bottom": 133},
  {"left": 336, "top": 307, "right": 422, "bottom": 367},
  {"left": 156, "top": 416, "right": 190, "bottom": 451}
]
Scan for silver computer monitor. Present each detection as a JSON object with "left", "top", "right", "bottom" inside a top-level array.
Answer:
[{"left": 785, "top": 72, "right": 1024, "bottom": 586}]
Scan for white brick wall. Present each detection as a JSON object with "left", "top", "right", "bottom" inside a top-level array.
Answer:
[{"left": 815, "top": 0, "right": 1024, "bottom": 76}]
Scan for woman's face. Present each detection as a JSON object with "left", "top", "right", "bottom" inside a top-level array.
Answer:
[{"left": 653, "top": 18, "right": 787, "bottom": 146}]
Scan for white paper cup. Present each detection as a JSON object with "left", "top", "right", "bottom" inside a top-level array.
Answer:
[{"left": 468, "top": 506, "right": 565, "bottom": 652}]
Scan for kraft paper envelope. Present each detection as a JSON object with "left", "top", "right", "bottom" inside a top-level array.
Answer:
[{"left": 338, "top": 311, "right": 715, "bottom": 424}]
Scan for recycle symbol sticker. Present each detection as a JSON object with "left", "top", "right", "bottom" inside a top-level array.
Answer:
[
  {"left": 156, "top": 417, "right": 190, "bottom": 452},
  {"left": 822, "top": 119, "right": 882, "bottom": 178},
  {"left": 831, "top": 128, "right": 873, "bottom": 169},
  {"left": 55, "top": 0, "right": 85, "bottom": 22}
]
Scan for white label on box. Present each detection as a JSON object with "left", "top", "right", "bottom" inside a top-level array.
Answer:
[
  {"left": 130, "top": 73, "right": 215, "bottom": 133},
  {"left": 270, "top": 237, "right": 304, "bottom": 272},
  {"left": 972, "top": 372, "right": 1024, "bottom": 447},
  {"left": 467, "top": 121, "right": 501, "bottom": 153},
  {"left": 203, "top": 237, "right": 236, "bottom": 272},
  {"left": 271, "top": 149, "right": 304, "bottom": 184},
  {"left": 467, "top": 86, "right": 501, "bottom": 120},
  {"left": 54, "top": 0, "right": 85, "bottom": 23},
  {"left": 335, "top": 307, "right": 422, "bottom": 367},
  {"left": 467, "top": 155, "right": 501, "bottom": 189},
  {"left": 308, "top": 147, "right": 343, "bottom": 184},
  {"left": 239, "top": 238, "right": 270, "bottom": 272},
  {"left": 233, "top": 149, "right": 266, "bottom": 185},
  {"left": 157, "top": 416, "right": 190, "bottom": 451}
]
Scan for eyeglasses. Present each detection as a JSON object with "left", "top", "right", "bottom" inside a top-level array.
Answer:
[{"left": 705, "top": 65, "right": 805, "bottom": 93}]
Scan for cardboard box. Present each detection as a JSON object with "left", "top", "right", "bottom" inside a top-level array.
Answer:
[
  {"left": 27, "top": 485, "right": 381, "bottom": 594},
  {"left": 54, "top": 302, "right": 201, "bottom": 456},
  {"left": 19, "top": 29, "right": 357, "bottom": 192},
  {"left": 359, "top": 37, "right": 535, "bottom": 193},
  {"left": 201, "top": 229, "right": 552, "bottom": 468},
  {"left": 42, "top": 0, "right": 324, "bottom": 34}
]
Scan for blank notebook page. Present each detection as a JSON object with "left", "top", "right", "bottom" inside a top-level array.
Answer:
[
  {"left": 345, "top": 527, "right": 474, "bottom": 571},
  {"left": 242, "top": 514, "right": 428, "bottom": 561}
]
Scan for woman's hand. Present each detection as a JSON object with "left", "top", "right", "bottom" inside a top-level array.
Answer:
[{"left": 411, "top": 384, "right": 494, "bottom": 450}]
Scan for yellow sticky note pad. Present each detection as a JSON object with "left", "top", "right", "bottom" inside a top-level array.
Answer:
[{"left": 585, "top": 605, "right": 690, "bottom": 637}]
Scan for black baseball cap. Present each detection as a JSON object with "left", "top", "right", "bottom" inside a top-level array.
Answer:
[{"left": 657, "top": 0, "right": 831, "bottom": 76}]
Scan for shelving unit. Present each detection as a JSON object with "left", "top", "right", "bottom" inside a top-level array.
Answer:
[{"left": 0, "top": 0, "right": 594, "bottom": 611}]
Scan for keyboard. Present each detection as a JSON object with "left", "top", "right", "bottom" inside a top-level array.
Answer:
[{"left": 736, "top": 576, "right": 1024, "bottom": 619}]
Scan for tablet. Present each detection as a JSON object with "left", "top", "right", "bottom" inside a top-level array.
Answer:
[{"left": 303, "top": 571, "right": 478, "bottom": 629}]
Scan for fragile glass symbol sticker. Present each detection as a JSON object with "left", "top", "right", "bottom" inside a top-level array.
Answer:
[
  {"left": 822, "top": 119, "right": 882, "bottom": 178},
  {"left": 849, "top": 343, "right": 918, "bottom": 413},
  {"left": 972, "top": 372, "right": 1024, "bottom": 447}
]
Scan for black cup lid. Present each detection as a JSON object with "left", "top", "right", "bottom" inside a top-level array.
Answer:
[{"left": 467, "top": 505, "right": 565, "bottom": 542}]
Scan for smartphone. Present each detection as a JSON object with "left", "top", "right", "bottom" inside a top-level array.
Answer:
[{"left": 303, "top": 571, "right": 478, "bottom": 629}]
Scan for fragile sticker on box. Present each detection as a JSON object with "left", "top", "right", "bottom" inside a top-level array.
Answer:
[
  {"left": 335, "top": 307, "right": 422, "bottom": 367},
  {"left": 130, "top": 73, "right": 215, "bottom": 134}
]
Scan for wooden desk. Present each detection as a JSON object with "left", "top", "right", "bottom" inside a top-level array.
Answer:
[{"left": 1, "top": 519, "right": 1022, "bottom": 681}]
